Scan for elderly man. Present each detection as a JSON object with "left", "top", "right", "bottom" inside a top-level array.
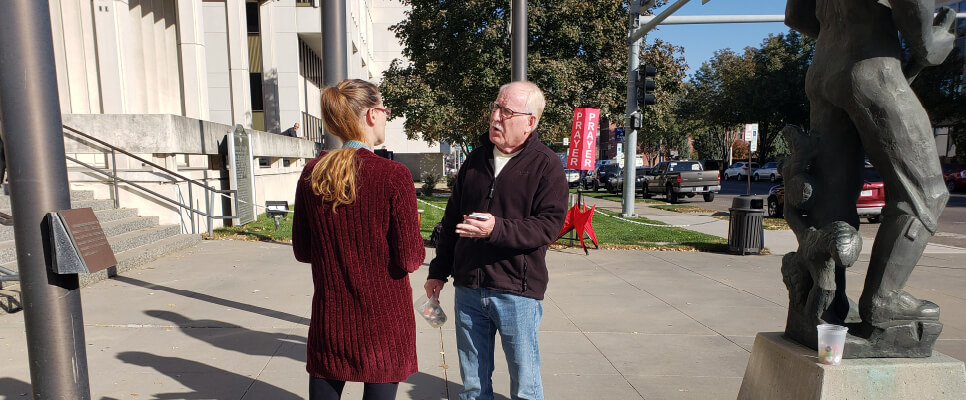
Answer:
[
  {"left": 425, "top": 81, "right": 568, "bottom": 400},
  {"left": 281, "top": 122, "right": 300, "bottom": 138}
]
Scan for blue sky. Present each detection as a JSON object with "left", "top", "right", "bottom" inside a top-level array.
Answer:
[{"left": 646, "top": 0, "right": 789, "bottom": 79}]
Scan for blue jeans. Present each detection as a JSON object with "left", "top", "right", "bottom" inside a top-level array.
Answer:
[{"left": 454, "top": 286, "right": 543, "bottom": 400}]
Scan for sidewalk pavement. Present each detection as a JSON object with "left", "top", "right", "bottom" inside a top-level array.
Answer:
[{"left": 1, "top": 208, "right": 965, "bottom": 399}]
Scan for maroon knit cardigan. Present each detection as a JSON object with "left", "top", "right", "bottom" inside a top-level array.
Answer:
[{"left": 292, "top": 149, "right": 425, "bottom": 383}]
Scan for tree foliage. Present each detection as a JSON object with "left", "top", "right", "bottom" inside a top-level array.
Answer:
[
  {"left": 678, "top": 31, "right": 813, "bottom": 163},
  {"left": 637, "top": 38, "right": 688, "bottom": 164},
  {"left": 912, "top": 51, "right": 966, "bottom": 161},
  {"left": 380, "top": 0, "right": 671, "bottom": 149}
]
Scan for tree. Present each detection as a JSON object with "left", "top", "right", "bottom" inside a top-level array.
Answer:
[
  {"left": 744, "top": 31, "right": 813, "bottom": 161},
  {"left": 677, "top": 30, "right": 813, "bottom": 163},
  {"left": 379, "top": 0, "right": 675, "bottom": 149},
  {"left": 637, "top": 38, "right": 688, "bottom": 164},
  {"left": 678, "top": 49, "right": 753, "bottom": 165},
  {"left": 912, "top": 51, "right": 966, "bottom": 161}
]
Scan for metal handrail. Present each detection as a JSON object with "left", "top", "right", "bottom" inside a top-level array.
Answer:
[
  {"left": 62, "top": 124, "right": 238, "bottom": 236},
  {"left": 63, "top": 155, "right": 236, "bottom": 220}
]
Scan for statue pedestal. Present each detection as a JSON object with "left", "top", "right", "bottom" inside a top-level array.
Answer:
[{"left": 738, "top": 332, "right": 966, "bottom": 400}]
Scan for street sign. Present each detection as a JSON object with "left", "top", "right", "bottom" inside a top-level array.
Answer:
[
  {"left": 566, "top": 108, "right": 600, "bottom": 171},
  {"left": 743, "top": 123, "right": 758, "bottom": 141},
  {"left": 615, "top": 128, "right": 625, "bottom": 143}
]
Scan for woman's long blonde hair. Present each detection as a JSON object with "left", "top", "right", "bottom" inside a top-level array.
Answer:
[{"left": 309, "top": 79, "right": 381, "bottom": 211}]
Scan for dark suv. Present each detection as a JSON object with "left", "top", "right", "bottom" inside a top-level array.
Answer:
[{"left": 591, "top": 163, "right": 621, "bottom": 192}]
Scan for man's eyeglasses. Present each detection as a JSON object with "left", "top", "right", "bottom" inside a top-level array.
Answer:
[
  {"left": 372, "top": 107, "right": 392, "bottom": 118},
  {"left": 489, "top": 102, "right": 532, "bottom": 121}
]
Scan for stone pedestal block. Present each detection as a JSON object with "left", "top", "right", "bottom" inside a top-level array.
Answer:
[{"left": 738, "top": 332, "right": 966, "bottom": 400}]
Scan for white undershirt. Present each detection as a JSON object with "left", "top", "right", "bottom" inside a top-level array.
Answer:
[{"left": 492, "top": 147, "right": 521, "bottom": 177}]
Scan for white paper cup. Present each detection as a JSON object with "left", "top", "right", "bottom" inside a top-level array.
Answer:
[{"left": 816, "top": 324, "right": 847, "bottom": 365}]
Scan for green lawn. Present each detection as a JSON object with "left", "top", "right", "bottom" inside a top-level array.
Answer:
[
  {"left": 211, "top": 207, "right": 294, "bottom": 242},
  {"left": 211, "top": 196, "right": 730, "bottom": 252},
  {"left": 419, "top": 196, "right": 727, "bottom": 252}
]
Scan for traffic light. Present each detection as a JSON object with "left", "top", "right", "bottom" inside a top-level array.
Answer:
[{"left": 637, "top": 65, "right": 656, "bottom": 109}]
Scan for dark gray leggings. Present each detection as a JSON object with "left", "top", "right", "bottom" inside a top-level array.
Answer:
[{"left": 309, "top": 377, "right": 398, "bottom": 400}]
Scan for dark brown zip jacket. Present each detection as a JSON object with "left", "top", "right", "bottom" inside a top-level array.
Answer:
[{"left": 427, "top": 131, "right": 569, "bottom": 300}]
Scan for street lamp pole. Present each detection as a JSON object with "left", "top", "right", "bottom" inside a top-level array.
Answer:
[{"left": 0, "top": 1, "right": 91, "bottom": 398}]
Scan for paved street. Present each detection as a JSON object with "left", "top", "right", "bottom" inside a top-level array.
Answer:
[
  {"left": 631, "top": 178, "right": 966, "bottom": 249},
  {"left": 1, "top": 203, "right": 964, "bottom": 399}
]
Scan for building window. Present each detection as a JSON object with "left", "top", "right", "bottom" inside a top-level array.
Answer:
[
  {"left": 249, "top": 73, "right": 264, "bottom": 111},
  {"left": 246, "top": 2, "right": 260, "bottom": 33}
]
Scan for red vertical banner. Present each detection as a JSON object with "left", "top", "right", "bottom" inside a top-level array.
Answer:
[{"left": 566, "top": 108, "right": 600, "bottom": 171}]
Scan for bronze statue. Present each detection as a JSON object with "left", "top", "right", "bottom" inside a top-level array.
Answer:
[{"left": 781, "top": 0, "right": 954, "bottom": 357}]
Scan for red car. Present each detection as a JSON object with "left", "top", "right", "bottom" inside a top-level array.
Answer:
[
  {"left": 767, "top": 166, "right": 885, "bottom": 223},
  {"left": 946, "top": 167, "right": 966, "bottom": 193}
]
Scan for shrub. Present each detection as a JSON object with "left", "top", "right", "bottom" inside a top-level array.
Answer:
[
  {"left": 421, "top": 174, "right": 440, "bottom": 196},
  {"left": 446, "top": 173, "right": 458, "bottom": 188}
]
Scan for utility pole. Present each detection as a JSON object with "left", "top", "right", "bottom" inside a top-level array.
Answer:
[
  {"left": 0, "top": 1, "right": 91, "bottom": 398},
  {"left": 620, "top": 0, "right": 645, "bottom": 217},
  {"left": 511, "top": 0, "right": 528, "bottom": 81},
  {"left": 322, "top": 0, "right": 348, "bottom": 149},
  {"left": 622, "top": 0, "right": 705, "bottom": 216}
]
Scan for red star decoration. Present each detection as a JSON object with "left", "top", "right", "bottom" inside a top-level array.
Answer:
[{"left": 556, "top": 202, "right": 598, "bottom": 254}]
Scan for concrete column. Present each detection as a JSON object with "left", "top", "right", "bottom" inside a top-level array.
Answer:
[
  {"left": 161, "top": 0, "right": 182, "bottom": 115},
  {"left": 92, "top": 0, "right": 128, "bottom": 113},
  {"left": 140, "top": 0, "right": 160, "bottom": 113},
  {"left": 177, "top": 0, "right": 210, "bottom": 119},
  {"left": 226, "top": 0, "right": 253, "bottom": 128},
  {"left": 203, "top": 1, "right": 233, "bottom": 125},
  {"left": 273, "top": 1, "right": 301, "bottom": 132},
  {"left": 125, "top": 0, "right": 149, "bottom": 113},
  {"left": 258, "top": 1, "right": 280, "bottom": 132}
]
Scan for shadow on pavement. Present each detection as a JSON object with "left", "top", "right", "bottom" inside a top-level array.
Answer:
[
  {"left": 145, "top": 310, "right": 307, "bottom": 363},
  {"left": 404, "top": 371, "right": 509, "bottom": 400},
  {"left": 113, "top": 276, "right": 307, "bottom": 326},
  {"left": 0, "top": 377, "right": 31, "bottom": 398},
  {"left": 117, "top": 351, "right": 301, "bottom": 400}
]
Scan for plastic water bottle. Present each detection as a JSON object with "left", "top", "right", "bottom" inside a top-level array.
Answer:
[{"left": 415, "top": 294, "right": 447, "bottom": 328}]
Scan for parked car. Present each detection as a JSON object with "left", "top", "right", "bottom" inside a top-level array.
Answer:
[
  {"left": 591, "top": 163, "right": 622, "bottom": 192},
  {"left": 642, "top": 160, "right": 720, "bottom": 203},
  {"left": 723, "top": 162, "right": 759, "bottom": 180},
  {"left": 767, "top": 165, "right": 885, "bottom": 222},
  {"left": 564, "top": 169, "right": 582, "bottom": 188},
  {"left": 607, "top": 166, "right": 652, "bottom": 195},
  {"left": 856, "top": 167, "right": 885, "bottom": 223},
  {"left": 753, "top": 162, "right": 783, "bottom": 182},
  {"left": 945, "top": 165, "right": 966, "bottom": 192},
  {"left": 700, "top": 159, "right": 723, "bottom": 173}
]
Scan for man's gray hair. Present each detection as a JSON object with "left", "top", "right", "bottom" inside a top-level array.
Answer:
[{"left": 499, "top": 81, "right": 545, "bottom": 130}]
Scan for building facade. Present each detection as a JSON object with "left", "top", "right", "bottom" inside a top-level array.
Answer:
[
  {"left": 48, "top": 0, "right": 440, "bottom": 153},
  {"left": 37, "top": 0, "right": 443, "bottom": 232}
]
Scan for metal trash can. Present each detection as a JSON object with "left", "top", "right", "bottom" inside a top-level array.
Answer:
[{"left": 728, "top": 195, "right": 764, "bottom": 255}]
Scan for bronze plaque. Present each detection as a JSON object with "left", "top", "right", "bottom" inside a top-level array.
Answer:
[{"left": 59, "top": 208, "right": 117, "bottom": 273}]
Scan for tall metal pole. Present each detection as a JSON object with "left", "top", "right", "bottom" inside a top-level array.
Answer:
[
  {"left": 0, "top": 1, "right": 91, "bottom": 398},
  {"left": 511, "top": 0, "right": 528, "bottom": 81},
  {"left": 322, "top": 0, "right": 348, "bottom": 149},
  {"left": 621, "top": 1, "right": 642, "bottom": 217}
]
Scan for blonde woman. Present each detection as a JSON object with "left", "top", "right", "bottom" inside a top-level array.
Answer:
[{"left": 293, "top": 79, "right": 424, "bottom": 400}]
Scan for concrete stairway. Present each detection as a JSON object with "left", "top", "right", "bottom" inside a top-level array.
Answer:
[{"left": 0, "top": 190, "right": 201, "bottom": 314}]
